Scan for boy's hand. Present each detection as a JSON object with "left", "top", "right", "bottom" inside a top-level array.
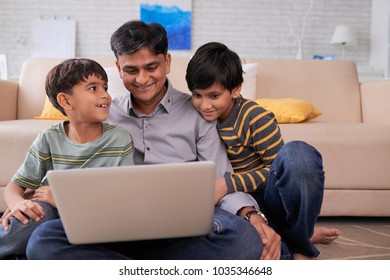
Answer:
[
  {"left": 32, "top": 186, "right": 56, "bottom": 208},
  {"left": 9, "top": 199, "right": 45, "bottom": 226},
  {"left": 214, "top": 177, "right": 228, "bottom": 204}
]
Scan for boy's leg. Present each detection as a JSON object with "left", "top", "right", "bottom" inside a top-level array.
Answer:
[
  {"left": 26, "top": 218, "right": 131, "bottom": 260},
  {"left": 260, "top": 141, "right": 324, "bottom": 257},
  {"left": 311, "top": 226, "right": 340, "bottom": 244},
  {"left": 27, "top": 208, "right": 263, "bottom": 260},
  {"left": 0, "top": 202, "right": 58, "bottom": 259}
]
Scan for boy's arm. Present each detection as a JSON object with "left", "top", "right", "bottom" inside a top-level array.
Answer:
[
  {"left": 4, "top": 181, "right": 45, "bottom": 226},
  {"left": 225, "top": 110, "right": 283, "bottom": 194}
]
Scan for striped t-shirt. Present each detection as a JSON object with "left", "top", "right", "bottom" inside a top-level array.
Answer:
[
  {"left": 218, "top": 97, "right": 284, "bottom": 194},
  {"left": 12, "top": 121, "right": 134, "bottom": 189}
]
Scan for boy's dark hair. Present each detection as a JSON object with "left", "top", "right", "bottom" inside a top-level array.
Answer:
[
  {"left": 45, "top": 58, "right": 108, "bottom": 116},
  {"left": 186, "top": 42, "right": 243, "bottom": 92},
  {"left": 110, "top": 20, "right": 168, "bottom": 58}
]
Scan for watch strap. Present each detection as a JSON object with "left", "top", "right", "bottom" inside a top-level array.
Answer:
[{"left": 244, "top": 209, "right": 268, "bottom": 224}]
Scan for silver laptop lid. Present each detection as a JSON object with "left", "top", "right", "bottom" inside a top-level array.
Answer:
[{"left": 47, "top": 161, "right": 216, "bottom": 244}]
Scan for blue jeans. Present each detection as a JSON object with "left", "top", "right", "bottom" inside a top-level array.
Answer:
[
  {"left": 252, "top": 141, "right": 324, "bottom": 257},
  {"left": 26, "top": 207, "right": 263, "bottom": 260},
  {"left": 0, "top": 202, "right": 58, "bottom": 259}
]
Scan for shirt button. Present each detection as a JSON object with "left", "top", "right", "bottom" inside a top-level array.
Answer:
[{"left": 146, "top": 147, "right": 150, "bottom": 151}]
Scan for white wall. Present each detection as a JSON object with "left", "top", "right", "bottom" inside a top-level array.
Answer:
[
  {"left": 0, "top": 0, "right": 372, "bottom": 79},
  {"left": 370, "top": 0, "right": 390, "bottom": 73}
]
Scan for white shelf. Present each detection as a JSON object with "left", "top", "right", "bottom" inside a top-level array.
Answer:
[
  {"left": 387, "top": 44, "right": 390, "bottom": 78},
  {"left": 386, "top": 14, "right": 390, "bottom": 78}
]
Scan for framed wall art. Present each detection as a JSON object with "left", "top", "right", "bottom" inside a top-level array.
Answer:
[{"left": 141, "top": 0, "right": 192, "bottom": 50}]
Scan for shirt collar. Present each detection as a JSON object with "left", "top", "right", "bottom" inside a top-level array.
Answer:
[
  {"left": 217, "top": 95, "right": 243, "bottom": 128},
  {"left": 127, "top": 78, "right": 175, "bottom": 116}
]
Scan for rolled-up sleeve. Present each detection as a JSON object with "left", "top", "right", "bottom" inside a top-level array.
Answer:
[{"left": 217, "top": 192, "right": 260, "bottom": 214}]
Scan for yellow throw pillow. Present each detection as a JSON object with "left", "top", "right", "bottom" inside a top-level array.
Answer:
[
  {"left": 35, "top": 97, "right": 68, "bottom": 120},
  {"left": 255, "top": 98, "right": 322, "bottom": 123}
]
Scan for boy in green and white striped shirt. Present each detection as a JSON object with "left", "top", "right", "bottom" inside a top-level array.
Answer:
[{"left": 0, "top": 58, "right": 134, "bottom": 259}]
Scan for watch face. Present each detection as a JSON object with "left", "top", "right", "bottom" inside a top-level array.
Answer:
[{"left": 244, "top": 210, "right": 259, "bottom": 221}]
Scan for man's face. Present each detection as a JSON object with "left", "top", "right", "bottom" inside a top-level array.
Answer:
[{"left": 115, "top": 47, "right": 171, "bottom": 113}]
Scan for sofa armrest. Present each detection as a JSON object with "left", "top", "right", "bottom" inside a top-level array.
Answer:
[
  {"left": 0, "top": 80, "right": 18, "bottom": 121},
  {"left": 360, "top": 80, "right": 390, "bottom": 125}
]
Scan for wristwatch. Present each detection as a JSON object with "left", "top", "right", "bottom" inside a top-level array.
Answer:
[{"left": 244, "top": 209, "right": 268, "bottom": 224}]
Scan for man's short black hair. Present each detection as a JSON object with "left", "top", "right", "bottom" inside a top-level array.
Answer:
[
  {"left": 186, "top": 42, "right": 243, "bottom": 92},
  {"left": 110, "top": 20, "right": 168, "bottom": 58}
]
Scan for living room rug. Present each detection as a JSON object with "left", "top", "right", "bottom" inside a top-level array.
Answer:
[{"left": 315, "top": 217, "right": 390, "bottom": 260}]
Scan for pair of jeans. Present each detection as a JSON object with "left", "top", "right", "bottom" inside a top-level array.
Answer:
[
  {"left": 26, "top": 207, "right": 263, "bottom": 260},
  {"left": 252, "top": 141, "right": 325, "bottom": 257},
  {"left": 0, "top": 201, "right": 58, "bottom": 259}
]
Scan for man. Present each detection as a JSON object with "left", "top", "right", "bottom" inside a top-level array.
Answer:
[{"left": 26, "top": 20, "right": 269, "bottom": 260}]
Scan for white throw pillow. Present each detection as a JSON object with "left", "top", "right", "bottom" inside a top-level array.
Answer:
[
  {"left": 104, "top": 67, "right": 128, "bottom": 99},
  {"left": 241, "top": 63, "right": 258, "bottom": 100}
]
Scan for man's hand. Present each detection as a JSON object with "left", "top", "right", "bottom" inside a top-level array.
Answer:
[
  {"left": 32, "top": 186, "right": 56, "bottom": 208},
  {"left": 238, "top": 206, "right": 281, "bottom": 260},
  {"left": 214, "top": 177, "right": 228, "bottom": 204},
  {"left": 255, "top": 222, "right": 281, "bottom": 260}
]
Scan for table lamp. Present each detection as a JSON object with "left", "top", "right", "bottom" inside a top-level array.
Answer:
[{"left": 330, "top": 25, "right": 357, "bottom": 59}]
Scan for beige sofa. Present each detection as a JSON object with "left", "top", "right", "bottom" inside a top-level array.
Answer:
[{"left": 1, "top": 57, "right": 390, "bottom": 216}]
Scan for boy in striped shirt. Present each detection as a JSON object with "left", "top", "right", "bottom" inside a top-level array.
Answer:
[
  {"left": 186, "top": 42, "right": 340, "bottom": 260},
  {"left": 0, "top": 58, "right": 134, "bottom": 259}
]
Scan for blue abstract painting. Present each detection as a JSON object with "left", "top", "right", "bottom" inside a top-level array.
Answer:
[{"left": 140, "top": 0, "right": 192, "bottom": 50}]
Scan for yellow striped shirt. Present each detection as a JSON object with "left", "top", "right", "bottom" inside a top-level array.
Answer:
[{"left": 218, "top": 97, "right": 284, "bottom": 193}]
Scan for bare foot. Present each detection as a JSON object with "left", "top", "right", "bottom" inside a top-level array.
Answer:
[{"left": 310, "top": 226, "right": 341, "bottom": 244}]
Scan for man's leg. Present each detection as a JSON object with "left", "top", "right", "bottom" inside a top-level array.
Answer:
[
  {"left": 260, "top": 141, "right": 324, "bottom": 257},
  {"left": 0, "top": 202, "right": 58, "bottom": 259},
  {"left": 148, "top": 207, "right": 263, "bottom": 259},
  {"left": 27, "top": 208, "right": 262, "bottom": 260}
]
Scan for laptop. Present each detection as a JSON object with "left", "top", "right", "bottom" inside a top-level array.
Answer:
[{"left": 47, "top": 161, "right": 216, "bottom": 244}]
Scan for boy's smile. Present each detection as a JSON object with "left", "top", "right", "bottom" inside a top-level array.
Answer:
[{"left": 191, "top": 82, "right": 241, "bottom": 123}]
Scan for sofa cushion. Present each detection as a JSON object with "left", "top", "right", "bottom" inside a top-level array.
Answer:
[
  {"left": 0, "top": 119, "right": 58, "bottom": 212},
  {"left": 35, "top": 97, "right": 68, "bottom": 120},
  {"left": 279, "top": 122, "right": 390, "bottom": 190},
  {"left": 255, "top": 97, "right": 322, "bottom": 123},
  {"left": 0, "top": 119, "right": 60, "bottom": 187},
  {"left": 241, "top": 63, "right": 258, "bottom": 100},
  {"left": 245, "top": 59, "right": 362, "bottom": 123}
]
